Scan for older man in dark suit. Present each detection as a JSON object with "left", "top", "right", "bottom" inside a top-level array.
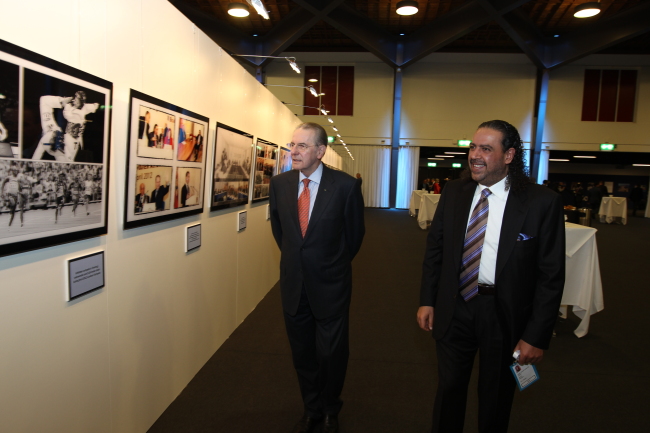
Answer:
[
  {"left": 417, "top": 120, "right": 565, "bottom": 433},
  {"left": 270, "top": 122, "right": 365, "bottom": 433}
]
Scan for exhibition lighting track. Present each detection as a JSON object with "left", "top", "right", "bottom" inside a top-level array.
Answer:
[
  {"left": 280, "top": 102, "right": 354, "bottom": 160},
  {"left": 232, "top": 55, "right": 301, "bottom": 73},
  {"left": 266, "top": 84, "right": 319, "bottom": 97}
]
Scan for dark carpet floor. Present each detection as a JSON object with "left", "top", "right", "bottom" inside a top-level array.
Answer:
[{"left": 148, "top": 209, "right": 650, "bottom": 433}]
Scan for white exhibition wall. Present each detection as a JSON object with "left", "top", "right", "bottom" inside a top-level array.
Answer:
[{"left": 0, "top": 1, "right": 303, "bottom": 432}]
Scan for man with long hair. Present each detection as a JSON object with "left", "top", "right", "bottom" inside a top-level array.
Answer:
[{"left": 418, "top": 120, "right": 565, "bottom": 432}]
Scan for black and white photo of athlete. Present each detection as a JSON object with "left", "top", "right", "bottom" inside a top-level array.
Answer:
[{"left": 31, "top": 91, "right": 99, "bottom": 162}]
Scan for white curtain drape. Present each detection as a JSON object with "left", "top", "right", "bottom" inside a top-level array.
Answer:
[
  {"left": 332, "top": 145, "right": 391, "bottom": 207},
  {"left": 323, "top": 145, "right": 343, "bottom": 170},
  {"left": 396, "top": 146, "right": 420, "bottom": 209}
]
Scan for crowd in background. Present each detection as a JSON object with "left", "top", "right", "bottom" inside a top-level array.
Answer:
[{"left": 542, "top": 180, "right": 648, "bottom": 217}]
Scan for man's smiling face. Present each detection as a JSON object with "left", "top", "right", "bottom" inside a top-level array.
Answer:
[{"left": 468, "top": 128, "right": 515, "bottom": 187}]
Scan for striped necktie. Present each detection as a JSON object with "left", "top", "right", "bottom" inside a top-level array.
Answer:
[
  {"left": 298, "top": 179, "right": 310, "bottom": 238},
  {"left": 459, "top": 188, "right": 492, "bottom": 302}
]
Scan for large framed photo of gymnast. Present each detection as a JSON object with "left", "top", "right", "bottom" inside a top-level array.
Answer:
[
  {"left": 124, "top": 90, "right": 208, "bottom": 229},
  {"left": 211, "top": 123, "right": 253, "bottom": 211},
  {"left": 252, "top": 138, "right": 277, "bottom": 203},
  {"left": 0, "top": 38, "right": 112, "bottom": 258}
]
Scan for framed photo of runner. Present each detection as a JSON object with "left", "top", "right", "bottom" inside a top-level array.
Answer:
[
  {"left": 251, "top": 138, "right": 277, "bottom": 203},
  {"left": 211, "top": 123, "right": 253, "bottom": 211},
  {"left": 0, "top": 38, "right": 112, "bottom": 258},
  {"left": 124, "top": 90, "right": 209, "bottom": 229}
]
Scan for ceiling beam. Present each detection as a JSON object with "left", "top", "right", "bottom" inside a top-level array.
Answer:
[
  {"left": 476, "top": 0, "right": 546, "bottom": 69},
  {"left": 323, "top": 4, "right": 398, "bottom": 67},
  {"left": 545, "top": 1, "right": 650, "bottom": 69},
  {"left": 400, "top": 0, "right": 532, "bottom": 68},
  {"left": 258, "top": 0, "right": 348, "bottom": 67},
  {"left": 168, "top": 0, "right": 254, "bottom": 55}
]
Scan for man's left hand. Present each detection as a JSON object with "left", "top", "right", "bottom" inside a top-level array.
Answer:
[{"left": 514, "top": 340, "right": 543, "bottom": 364}]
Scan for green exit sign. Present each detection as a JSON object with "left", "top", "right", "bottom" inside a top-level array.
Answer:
[
  {"left": 427, "top": 162, "right": 437, "bottom": 167},
  {"left": 452, "top": 163, "right": 462, "bottom": 168},
  {"left": 327, "top": 136, "right": 335, "bottom": 143},
  {"left": 600, "top": 143, "right": 615, "bottom": 151},
  {"left": 458, "top": 140, "right": 471, "bottom": 147}
]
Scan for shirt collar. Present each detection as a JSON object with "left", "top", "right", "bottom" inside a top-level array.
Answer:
[
  {"left": 478, "top": 175, "right": 508, "bottom": 200},
  {"left": 299, "top": 162, "right": 323, "bottom": 185}
]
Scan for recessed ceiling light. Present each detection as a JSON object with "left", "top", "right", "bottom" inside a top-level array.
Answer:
[
  {"left": 253, "top": 34, "right": 258, "bottom": 37},
  {"left": 400, "top": 33, "right": 405, "bottom": 36},
  {"left": 228, "top": 3, "right": 250, "bottom": 17},
  {"left": 308, "top": 78, "right": 318, "bottom": 82},
  {"left": 573, "top": 155, "right": 596, "bottom": 158},
  {"left": 396, "top": 1, "right": 419, "bottom": 16},
  {"left": 428, "top": 158, "right": 444, "bottom": 160},
  {"left": 574, "top": 2, "right": 601, "bottom": 18},
  {"left": 445, "top": 152, "right": 466, "bottom": 155},
  {"left": 632, "top": 164, "right": 650, "bottom": 167},
  {"left": 435, "top": 155, "right": 454, "bottom": 158},
  {"left": 549, "top": 159, "right": 570, "bottom": 162},
  {"left": 554, "top": 35, "right": 560, "bottom": 38}
]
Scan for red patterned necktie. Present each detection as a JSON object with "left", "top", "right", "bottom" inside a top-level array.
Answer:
[
  {"left": 298, "top": 178, "right": 310, "bottom": 237},
  {"left": 458, "top": 188, "right": 492, "bottom": 301}
]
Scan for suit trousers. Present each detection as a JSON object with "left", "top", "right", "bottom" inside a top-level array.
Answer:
[
  {"left": 284, "top": 286, "right": 349, "bottom": 418},
  {"left": 432, "top": 295, "right": 516, "bottom": 433}
]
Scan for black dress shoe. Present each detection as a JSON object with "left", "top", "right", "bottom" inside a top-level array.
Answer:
[
  {"left": 321, "top": 414, "right": 339, "bottom": 433},
  {"left": 291, "top": 414, "right": 320, "bottom": 433}
]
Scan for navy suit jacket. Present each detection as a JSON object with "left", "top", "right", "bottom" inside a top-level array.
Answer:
[
  {"left": 420, "top": 177, "right": 565, "bottom": 350},
  {"left": 270, "top": 164, "right": 365, "bottom": 319}
]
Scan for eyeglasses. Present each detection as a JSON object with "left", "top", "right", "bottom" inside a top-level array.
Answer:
[{"left": 287, "top": 142, "right": 320, "bottom": 152}]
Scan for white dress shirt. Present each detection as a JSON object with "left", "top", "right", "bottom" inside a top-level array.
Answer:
[
  {"left": 465, "top": 176, "right": 510, "bottom": 285},
  {"left": 298, "top": 162, "right": 323, "bottom": 220}
]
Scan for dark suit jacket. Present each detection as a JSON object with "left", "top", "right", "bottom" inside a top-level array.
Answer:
[
  {"left": 181, "top": 184, "right": 189, "bottom": 207},
  {"left": 270, "top": 165, "right": 365, "bottom": 319},
  {"left": 150, "top": 185, "right": 169, "bottom": 210},
  {"left": 420, "top": 177, "right": 565, "bottom": 350}
]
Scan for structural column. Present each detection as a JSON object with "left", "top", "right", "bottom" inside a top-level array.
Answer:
[
  {"left": 389, "top": 44, "right": 404, "bottom": 208},
  {"left": 531, "top": 68, "right": 550, "bottom": 184}
]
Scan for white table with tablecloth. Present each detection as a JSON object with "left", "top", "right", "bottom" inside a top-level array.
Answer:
[
  {"left": 599, "top": 197, "right": 627, "bottom": 224},
  {"left": 562, "top": 222, "right": 604, "bottom": 337},
  {"left": 417, "top": 194, "right": 441, "bottom": 229},
  {"left": 409, "top": 190, "right": 426, "bottom": 216}
]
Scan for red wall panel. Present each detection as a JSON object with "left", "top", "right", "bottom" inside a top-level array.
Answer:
[
  {"left": 598, "top": 70, "right": 619, "bottom": 122},
  {"left": 303, "top": 66, "right": 320, "bottom": 115},
  {"left": 337, "top": 66, "right": 354, "bottom": 116},
  {"left": 581, "top": 69, "right": 600, "bottom": 121},
  {"left": 321, "top": 66, "right": 338, "bottom": 116},
  {"left": 617, "top": 70, "right": 637, "bottom": 122}
]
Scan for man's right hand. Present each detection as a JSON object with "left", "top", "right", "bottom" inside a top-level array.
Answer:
[{"left": 417, "top": 306, "right": 434, "bottom": 331}]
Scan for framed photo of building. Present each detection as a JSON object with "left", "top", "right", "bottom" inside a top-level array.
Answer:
[
  {"left": 0, "top": 38, "right": 112, "bottom": 257},
  {"left": 252, "top": 138, "right": 277, "bottom": 203},
  {"left": 211, "top": 123, "right": 253, "bottom": 211},
  {"left": 277, "top": 146, "right": 292, "bottom": 174},
  {"left": 124, "top": 90, "right": 208, "bottom": 229}
]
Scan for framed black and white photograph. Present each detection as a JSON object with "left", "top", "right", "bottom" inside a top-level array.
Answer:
[
  {"left": 124, "top": 90, "right": 208, "bottom": 229},
  {"left": 211, "top": 123, "right": 253, "bottom": 211},
  {"left": 0, "top": 38, "right": 112, "bottom": 257},
  {"left": 277, "top": 146, "right": 292, "bottom": 174},
  {"left": 252, "top": 138, "right": 277, "bottom": 203}
]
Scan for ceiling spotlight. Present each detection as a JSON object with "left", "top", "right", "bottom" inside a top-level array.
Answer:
[
  {"left": 332, "top": 126, "right": 338, "bottom": 131},
  {"left": 308, "top": 78, "right": 318, "bottom": 82},
  {"left": 573, "top": 155, "right": 596, "bottom": 159},
  {"left": 327, "top": 117, "right": 334, "bottom": 123},
  {"left": 396, "top": 1, "right": 419, "bottom": 16},
  {"left": 549, "top": 159, "right": 570, "bottom": 162},
  {"left": 435, "top": 155, "right": 454, "bottom": 158},
  {"left": 307, "top": 86, "right": 318, "bottom": 97},
  {"left": 574, "top": 2, "right": 601, "bottom": 18},
  {"left": 319, "top": 93, "right": 325, "bottom": 96},
  {"left": 228, "top": 3, "right": 250, "bottom": 17},
  {"left": 246, "top": 0, "right": 269, "bottom": 19},
  {"left": 287, "top": 58, "right": 300, "bottom": 74}
]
